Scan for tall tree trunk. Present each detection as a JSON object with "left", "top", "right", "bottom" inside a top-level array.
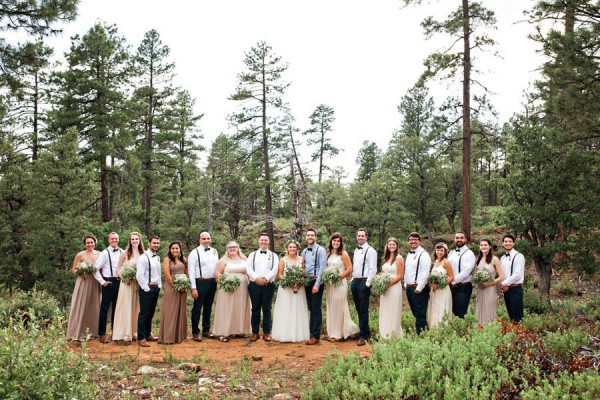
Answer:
[
  {"left": 289, "top": 125, "right": 312, "bottom": 210},
  {"left": 32, "top": 71, "right": 39, "bottom": 161},
  {"left": 101, "top": 163, "right": 110, "bottom": 222},
  {"left": 290, "top": 156, "right": 303, "bottom": 242},
  {"left": 261, "top": 68, "right": 275, "bottom": 251},
  {"left": 461, "top": 0, "right": 472, "bottom": 241}
]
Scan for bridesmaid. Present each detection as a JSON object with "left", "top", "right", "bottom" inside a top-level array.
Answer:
[
  {"left": 66, "top": 235, "right": 101, "bottom": 341},
  {"left": 378, "top": 237, "right": 405, "bottom": 339},
  {"left": 158, "top": 242, "right": 188, "bottom": 344},
  {"left": 272, "top": 241, "right": 310, "bottom": 343},
  {"left": 112, "top": 232, "right": 144, "bottom": 343},
  {"left": 475, "top": 238, "right": 505, "bottom": 325},
  {"left": 212, "top": 241, "right": 252, "bottom": 342},
  {"left": 324, "top": 233, "right": 359, "bottom": 342},
  {"left": 427, "top": 243, "right": 454, "bottom": 329}
]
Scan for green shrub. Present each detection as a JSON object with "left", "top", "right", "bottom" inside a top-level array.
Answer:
[
  {"left": 0, "top": 318, "right": 98, "bottom": 399},
  {"left": 543, "top": 329, "right": 590, "bottom": 361},
  {"left": 0, "top": 288, "right": 65, "bottom": 327},
  {"left": 523, "top": 289, "right": 547, "bottom": 315},
  {"left": 555, "top": 278, "right": 577, "bottom": 296},
  {"left": 521, "top": 370, "right": 600, "bottom": 399}
]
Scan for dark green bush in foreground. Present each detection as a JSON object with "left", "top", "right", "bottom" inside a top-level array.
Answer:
[
  {"left": 0, "top": 318, "right": 97, "bottom": 399},
  {"left": 0, "top": 289, "right": 65, "bottom": 328},
  {"left": 308, "top": 312, "right": 600, "bottom": 399}
]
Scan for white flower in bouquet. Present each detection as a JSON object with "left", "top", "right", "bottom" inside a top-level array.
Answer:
[
  {"left": 370, "top": 274, "right": 392, "bottom": 296},
  {"left": 172, "top": 274, "right": 191, "bottom": 292},
  {"left": 427, "top": 268, "right": 449, "bottom": 289},
  {"left": 76, "top": 261, "right": 96, "bottom": 277},
  {"left": 472, "top": 267, "right": 493, "bottom": 286},
  {"left": 278, "top": 266, "right": 310, "bottom": 288},
  {"left": 120, "top": 262, "right": 137, "bottom": 281},
  {"left": 218, "top": 273, "right": 241, "bottom": 293},
  {"left": 321, "top": 268, "right": 342, "bottom": 286}
]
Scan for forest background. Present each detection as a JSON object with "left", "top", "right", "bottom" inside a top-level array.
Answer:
[{"left": 0, "top": 0, "right": 598, "bottom": 313}]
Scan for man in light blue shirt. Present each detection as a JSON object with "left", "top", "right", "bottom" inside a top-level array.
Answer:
[{"left": 301, "top": 228, "right": 327, "bottom": 345}]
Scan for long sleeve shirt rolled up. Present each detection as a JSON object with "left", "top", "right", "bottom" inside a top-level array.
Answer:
[
  {"left": 404, "top": 246, "right": 431, "bottom": 292},
  {"left": 301, "top": 244, "right": 327, "bottom": 287},
  {"left": 136, "top": 250, "right": 162, "bottom": 292},
  {"left": 246, "top": 250, "right": 279, "bottom": 283},
  {"left": 187, "top": 246, "right": 219, "bottom": 289},
  {"left": 448, "top": 246, "right": 475, "bottom": 285},
  {"left": 351, "top": 243, "right": 378, "bottom": 287},
  {"left": 94, "top": 247, "right": 122, "bottom": 285},
  {"left": 501, "top": 250, "right": 525, "bottom": 286}
]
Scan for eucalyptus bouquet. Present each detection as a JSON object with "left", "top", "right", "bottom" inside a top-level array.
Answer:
[
  {"left": 427, "top": 268, "right": 449, "bottom": 289},
  {"left": 76, "top": 261, "right": 96, "bottom": 277},
  {"left": 472, "top": 268, "right": 493, "bottom": 286},
  {"left": 218, "top": 273, "right": 241, "bottom": 293},
  {"left": 321, "top": 268, "right": 342, "bottom": 286},
  {"left": 173, "top": 274, "right": 191, "bottom": 292},
  {"left": 370, "top": 274, "right": 392, "bottom": 296},
  {"left": 278, "top": 266, "right": 310, "bottom": 289},
  {"left": 120, "top": 262, "right": 137, "bottom": 281}
]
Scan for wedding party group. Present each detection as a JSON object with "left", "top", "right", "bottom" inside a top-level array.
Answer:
[{"left": 66, "top": 228, "right": 525, "bottom": 347}]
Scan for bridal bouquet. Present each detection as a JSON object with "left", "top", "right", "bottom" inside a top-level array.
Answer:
[
  {"left": 370, "top": 274, "right": 392, "bottom": 296},
  {"left": 173, "top": 274, "right": 191, "bottom": 292},
  {"left": 120, "top": 263, "right": 137, "bottom": 281},
  {"left": 278, "top": 266, "right": 310, "bottom": 288},
  {"left": 428, "top": 269, "right": 449, "bottom": 289},
  {"left": 321, "top": 268, "right": 342, "bottom": 286},
  {"left": 472, "top": 268, "right": 493, "bottom": 286},
  {"left": 218, "top": 273, "right": 241, "bottom": 293},
  {"left": 76, "top": 261, "right": 96, "bottom": 277}
]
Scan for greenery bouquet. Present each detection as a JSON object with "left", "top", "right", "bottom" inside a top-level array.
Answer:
[
  {"left": 472, "top": 267, "right": 493, "bottom": 286},
  {"left": 321, "top": 268, "right": 342, "bottom": 286},
  {"left": 173, "top": 274, "right": 191, "bottom": 292},
  {"left": 370, "top": 274, "right": 392, "bottom": 296},
  {"left": 218, "top": 273, "right": 241, "bottom": 293},
  {"left": 278, "top": 266, "right": 310, "bottom": 289},
  {"left": 76, "top": 261, "right": 96, "bottom": 277},
  {"left": 120, "top": 263, "right": 136, "bottom": 281},
  {"left": 427, "top": 268, "right": 449, "bottom": 289}
]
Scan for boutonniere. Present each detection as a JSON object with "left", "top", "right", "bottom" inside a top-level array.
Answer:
[{"left": 212, "top": 249, "right": 217, "bottom": 256}]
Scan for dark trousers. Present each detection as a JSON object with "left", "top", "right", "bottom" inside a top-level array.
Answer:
[
  {"left": 191, "top": 278, "right": 217, "bottom": 335},
  {"left": 451, "top": 283, "right": 473, "bottom": 318},
  {"left": 305, "top": 280, "right": 324, "bottom": 339},
  {"left": 248, "top": 281, "right": 275, "bottom": 334},
  {"left": 350, "top": 279, "right": 371, "bottom": 339},
  {"left": 406, "top": 285, "right": 430, "bottom": 334},
  {"left": 504, "top": 285, "right": 524, "bottom": 323},
  {"left": 137, "top": 286, "right": 160, "bottom": 340},
  {"left": 98, "top": 277, "right": 120, "bottom": 335}
]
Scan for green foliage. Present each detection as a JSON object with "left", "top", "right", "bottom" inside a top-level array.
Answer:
[
  {"left": 523, "top": 289, "right": 548, "bottom": 315},
  {"left": 521, "top": 370, "right": 600, "bottom": 399},
  {"left": 0, "top": 318, "right": 98, "bottom": 399},
  {"left": 555, "top": 278, "right": 577, "bottom": 296},
  {"left": 0, "top": 288, "right": 64, "bottom": 327},
  {"left": 544, "top": 329, "right": 590, "bottom": 361}
]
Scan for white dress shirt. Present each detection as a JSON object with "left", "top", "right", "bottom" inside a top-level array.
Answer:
[
  {"left": 404, "top": 246, "right": 432, "bottom": 292},
  {"left": 94, "top": 246, "right": 122, "bottom": 285},
  {"left": 187, "top": 246, "right": 219, "bottom": 289},
  {"left": 246, "top": 250, "right": 279, "bottom": 283},
  {"left": 501, "top": 250, "right": 525, "bottom": 286},
  {"left": 448, "top": 245, "right": 476, "bottom": 284},
  {"left": 136, "top": 249, "right": 162, "bottom": 292},
  {"left": 351, "top": 242, "right": 378, "bottom": 286}
]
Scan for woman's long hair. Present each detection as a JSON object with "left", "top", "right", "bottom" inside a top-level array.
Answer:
[
  {"left": 327, "top": 232, "right": 345, "bottom": 256},
  {"left": 476, "top": 238, "right": 494, "bottom": 265},
  {"left": 125, "top": 232, "right": 145, "bottom": 260},
  {"left": 383, "top": 237, "right": 399, "bottom": 264},
  {"left": 167, "top": 241, "right": 187, "bottom": 266}
]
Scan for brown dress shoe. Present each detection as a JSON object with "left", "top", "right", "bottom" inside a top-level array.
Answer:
[
  {"left": 306, "top": 338, "right": 320, "bottom": 345},
  {"left": 202, "top": 331, "right": 215, "bottom": 339},
  {"left": 139, "top": 340, "right": 150, "bottom": 347},
  {"left": 146, "top": 335, "right": 159, "bottom": 342},
  {"left": 192, "top": 334, "right": 202, "bottom": 342},
  {"left": 249, "top": 333, "right": 260, "bottom": 342},
  {"left": 263, "top": 333, "right": 272, "bottom": 342},
  {"left": 357, "top": 338, "right": 366, "bottom": 346},
  {"left": 99, "top": 335, "right": 108, "bottom": 344}
]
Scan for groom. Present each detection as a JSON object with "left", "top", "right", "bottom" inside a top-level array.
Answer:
[{"left": 301, "top": 229, "right": 327, "bottom": 345}]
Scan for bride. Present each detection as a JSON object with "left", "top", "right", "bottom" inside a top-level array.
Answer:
[{"left": 272, "top": 241, "right": 310, "bottom": 342}]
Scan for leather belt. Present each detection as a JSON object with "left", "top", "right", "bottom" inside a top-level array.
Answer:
[
  {"left": 406, "top": 283, "right": 418, "bottom": 287},
  {"left": 148, "top": 283, "right": 159, "bottom": 288},
  {"left": 509, "top": 284, "right": 522, "bottom": 288}
]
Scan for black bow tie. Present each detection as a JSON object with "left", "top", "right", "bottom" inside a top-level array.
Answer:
[
  {"left": 112, "top": 248, "right": 120, "bottom": 252},
  {"left": 306, "top": 248, "right": 313, "bottom": 252},
  {"left": 456, "top": 249, "right": 461, "bottom": 253},
  {"left": 152, "top": 254, "right": 157, "bottom": 257},
  {"left": 204, "top": 247, "right": 211, "bottom": 252},
  {"left": 506, "top": 254, "right": 511, "bottom": 260},
  {"left": 357, "top": 247, "right": 363, "bottom": 250},
  {"left": 260, "top": 250, "right": 267, "bottom": 254},
  {"left": 409, "top": 251, "right": 415, "bottom": 254}
]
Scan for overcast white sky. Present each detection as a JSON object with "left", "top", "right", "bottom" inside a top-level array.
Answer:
[{"left": 43, "top": 0, "right": 542, "bottom": 180}]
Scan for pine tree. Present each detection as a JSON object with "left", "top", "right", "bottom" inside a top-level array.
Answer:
[{"left": 303, "top": 104, "right": 340, "bottom": 183}]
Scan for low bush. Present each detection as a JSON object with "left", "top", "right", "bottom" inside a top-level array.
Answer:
[
  {"left": 523, "top": 289, "right": 547, "bottom": 315},
  {"left": 554, "top": 278, "right": 577, "bottom": 296},
  {"left": 0, "top": 317, "right": 98, "bottom": 399},
  {"left": 0, "top": 288, "right": 65, "bottom": 327}
]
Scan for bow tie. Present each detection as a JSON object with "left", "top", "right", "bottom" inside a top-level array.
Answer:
[
  {"left": 456, "top": 249, "right": 461, "bottom": 253},
  {"left": 357, "top": 246, "right": 363, "bottom": 250},
  {"left": 204, "top": 247, "right": 211, "bottom": 252},
  {"left": 260, "top": 250, "right": 267, "bottom": 254},
  {"left": 152, "top": 254, "right": 157, "bottom": 257},
  {"left": 409, "top": 251, "right": 415, "bottom": 254},
  {"left": 306, "top": 248, "right": 313, "bottom": 252},
  {"left": 112, "top": 248, "right": 120, "bottom": 252},
  {"left": 506, "top": 254, "right": 511, "bottom": 260}
]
